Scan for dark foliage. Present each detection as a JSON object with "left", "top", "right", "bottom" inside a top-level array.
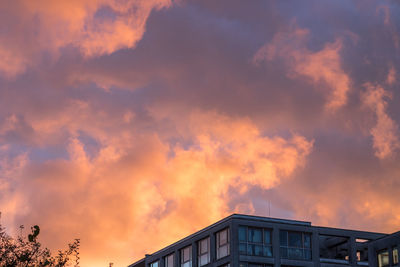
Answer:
[{"left": 0, "top": 213, "right": 80, "bottom": 267}]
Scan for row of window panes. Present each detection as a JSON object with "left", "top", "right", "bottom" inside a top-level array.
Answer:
[
  {"left": 239, "top": 244, "right": 272, "bottom": 257},
  {"left": 239, "top": 227, "right": 311, "bottom": 260},
  {"left": 279, "top": 231, "right": 312, "bottom": 260},
  {"left": 378, "top": 246, "right": 399, "bottom": 267},
  {"left": 239, "top": 227, "right": 271, "bottom": 244},
  {"left": 279, "top": 231, "right": 311, "bottom": 248},
  {"left": 280, "top": 247, "right": 311, "bottom": 260},
  {"left": 150, "top": 228, "right": 229, "bottom": 267},
  {"left": 239, "top": 226, "right": 272, "bottom": 257}
]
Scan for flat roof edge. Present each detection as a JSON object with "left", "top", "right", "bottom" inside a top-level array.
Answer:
[
  {"left": 315, "top": 225, "right": 387, "bottom": 236},
  {"left": 128, "top": 257, "right": 145, "bottom": 267},
  {"left": 142, "top": 214, "right": 312, "bottom": 258},
  {"left": 143, "top": 214, "right": 236, "bottom": 257},
  {"left": 231, "top": 214, "right": 311, "bottom": 226}
]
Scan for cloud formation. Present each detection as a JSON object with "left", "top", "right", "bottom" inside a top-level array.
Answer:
[
  {"left": 0, "top": 111, "right": 312, "bottom": 265},
  {"left": 1, "top": 0, "right": 400, "bottom": 266},
  {"left": 362, "top": 83, "right": 399, "bottom": 159},
  {"left": 0, "top": 0, "right": 172, "bottom": 78},
  {"left": 254, "top": 24, "right": 351, "bottom": 111}
]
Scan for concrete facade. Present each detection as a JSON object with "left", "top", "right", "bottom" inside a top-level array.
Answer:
[{"left": 129, "top": 214, "right": 400, "bottom": 267}]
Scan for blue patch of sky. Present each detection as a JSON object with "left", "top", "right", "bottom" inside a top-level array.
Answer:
[
  {"left": 277, "top": 0, "right": 359, "bottom": 51},
  {"left": 0, "top": 144, "right": 30, "bottom": 159},
  {"left": 29, "top": 146, "right": 70, "bottom": 162},
  {"left": 93, "top": 5, "right": 117, "bottom": 21},
  {"left": 29, "top": 132, "right": 102, "bottom": 163},
  {"left": 76, "top": 130, "right": 102, "bottom": 160}
]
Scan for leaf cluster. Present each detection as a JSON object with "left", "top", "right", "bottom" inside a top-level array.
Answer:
[{"left": 0, "top": 215, "right": 80, "bottom": 267}]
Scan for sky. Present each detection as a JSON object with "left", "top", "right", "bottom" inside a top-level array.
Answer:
[{"left": 1, "top": 0, "right": 400, "bottom": 266}]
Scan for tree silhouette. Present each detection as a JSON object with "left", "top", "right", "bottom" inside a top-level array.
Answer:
[{"left": 0, "top": 212, "right": 80, "bottom": 267}]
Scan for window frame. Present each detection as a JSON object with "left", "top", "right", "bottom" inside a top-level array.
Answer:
[
  {"left": 279, "top": 230, "right": 312, "bottom": 261},
  {"left": 378, "top": 249, "right": 389, "bottom": 267},
  {"left": 165, "top": 253, "right": 174, "bottom": 267},
  {"left": 180, "top": 245, "right": 192, "bottom": 267},
  {"left": 238, "top": 226, "right": 272, "bottom": 257},
  {"left": 393, "top": 246, "right": 399, "bottom": 265},
  {"left": 216, "top": 228, "right": 230, "bottom": 259},
  {"left": 198, "top": 237, "right": 210, "bottom": 266}
]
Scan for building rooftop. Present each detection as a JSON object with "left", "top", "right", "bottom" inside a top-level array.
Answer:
[
  {"left": 146, "top": 214, "right": 311, "bottom": 257},
  {"left": 129, "top": 213, "right": 395, "bottom": 267}
]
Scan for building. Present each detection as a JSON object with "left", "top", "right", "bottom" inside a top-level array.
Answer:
[{"left": 129, "top": 214, "right": 400, "bottom": 267}]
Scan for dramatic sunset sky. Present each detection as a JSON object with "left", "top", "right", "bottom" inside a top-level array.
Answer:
[{"left": 1, "top": 0, "right": 400, "bottom": 266}]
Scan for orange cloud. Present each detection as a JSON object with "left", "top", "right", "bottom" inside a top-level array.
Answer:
[
  {"left": 0, "top": 45, "right": 30, "bottom": 78},
  {"left": 254, "top": 24, "right": 351, "bottom": 112},
  {"left": 0, "top": 0, "right": 172, "bottom": 78},
  {"left": 361, "top": 83, "right": 400, "bottom": 159},
  {"left": 2, "top": 2, "right": 400, "bottom": 267},
  {"left": 0, "top": 110, "right": 312, "bottom": 266},
  {"left": 282, "top": 175, "right": 400, "bottom": 232}
]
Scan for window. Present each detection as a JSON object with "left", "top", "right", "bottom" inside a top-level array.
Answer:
[
  {"left": 280, "top": 230, "right": 311, "bottom": 260},
  {"left": 165, "top": 254, "right": 174, "bottom": 267},
  {"left": 198, "top": 237, "right": 210, "bottom": 266},
  {"left": 378, "top": 250, "right": 389, "bottom": 267},
  {"left": 394, "top": 247, "right": 399, "bottom": 265},
  {"left": 238, "top": 226, "right": 272, "bottom": 257},
  {"left": 181, "top": 246, "right": 192, "bottom": 267},
  {"left": 216, "top": 228, "right": 230, "bottom": 259},
  {"left": 151, "top": 261, "right": 159, "bottom": 267}
]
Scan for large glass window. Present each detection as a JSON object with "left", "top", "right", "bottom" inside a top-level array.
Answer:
[
  {"left": 181, "top": 246, "right": 192, "bottom": 267},
  {"left": 280, "top": 231, "right": 311, "bottom": 260},
  {"left": 198, "top": 237, "right": 210, "bottom": 266},
  {"left": 165, "top": 254, "right": 174, "bottom": 267},
  {"left": 217, "top": 228, "right": 230, "bottom": 259},
  {"left": 394, "top": 246, "right": 399, "bottom": 265},
  {"left": 238, "top": 226, "right": 272, "bottom": 257},
  {"left": 151, "top": 261, "right": 159, "bottom": 267},
  {"left": 378, "top": 250, "right": 389, "bottom": 267}
]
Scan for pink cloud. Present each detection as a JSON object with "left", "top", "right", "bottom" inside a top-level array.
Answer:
[
  {"left": 387, "top": 64, "right": 396, "bottom": 85},
  {"left": 0, "top": 0, "right": 172, "bottom": 78},
  {"left": 361, "top": 83, "right": 400, "bottom": 159},
  {"left": 1, "top": 1, "right": 400, "bottom": 266},
  {"left": 254, "top": 24, "right": 351, "bottom": 112},
  {"left": 0, "top": 109, "right": 312, "bottom": 266}
]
